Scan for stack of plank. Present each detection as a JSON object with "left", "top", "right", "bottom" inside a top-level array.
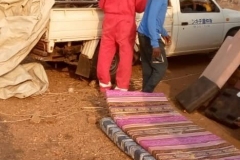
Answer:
[{"left": 100, "top": 90, "right": 240, "bottom": 160}]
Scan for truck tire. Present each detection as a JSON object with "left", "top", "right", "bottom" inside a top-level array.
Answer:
[{"left": 89, "top": 46, "right": 119, "bottom": 83}]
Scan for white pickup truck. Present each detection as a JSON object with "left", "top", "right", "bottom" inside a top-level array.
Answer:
[{"left": 30, "top": 0, "right": 240, "bottom": 79}]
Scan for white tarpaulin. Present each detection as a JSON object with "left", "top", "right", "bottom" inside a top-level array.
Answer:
[{"left": 0, "top": 0, "right": 55, "bottom": 99}]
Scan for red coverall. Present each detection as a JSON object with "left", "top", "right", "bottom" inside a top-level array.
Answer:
[{"left": 97, "top": 0, "right": 146, "bottom": 91}]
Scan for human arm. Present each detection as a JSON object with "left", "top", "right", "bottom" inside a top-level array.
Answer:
[
  {"left": 98, "top": 0, "right": 105, "bottom": 9},
  {"left": 147, "top": 0, "right": 168, "bottom": 48},
  {"left": 147, "top": 0, "right": 168, "bottom": 58},
  {"left": 135, "top": 0, "right": 147, "bottom": 13},
  {"left": 161, "top": 27, "right": 168, "bottom": 37}
]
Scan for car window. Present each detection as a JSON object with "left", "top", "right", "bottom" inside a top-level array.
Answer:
[{"left": 180, "top": 0, "right": 220, "bottom": 13}]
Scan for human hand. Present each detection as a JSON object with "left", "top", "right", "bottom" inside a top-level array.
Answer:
[
  {"left": 152, "top": 47, "right": 164, "bottom": 63},
  {"left": 152, "top": 47, "right": 161, "bottom": 58},
  {"left": 162, "top": 35, "right": 171, "bottom": 45}
]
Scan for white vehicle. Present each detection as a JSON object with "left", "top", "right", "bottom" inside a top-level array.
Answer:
[{"left": 30, "top": 0, "right": 240, "bottom": 79}]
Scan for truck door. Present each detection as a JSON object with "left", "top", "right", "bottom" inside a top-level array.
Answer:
[{"left": 175, "top": 0, "right": 225, "bottom": 54}]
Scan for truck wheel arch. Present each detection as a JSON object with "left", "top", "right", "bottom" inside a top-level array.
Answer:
[
  {"left": 209, "top": 27, "right": 240, "bottom": 59},
  {"left": 225, "top": 27, "right": 240, "bottom": 39}
]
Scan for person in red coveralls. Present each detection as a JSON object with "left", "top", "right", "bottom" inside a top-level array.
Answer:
[{"left": 97, "top": 0, "right": 146, "bottom": 92}]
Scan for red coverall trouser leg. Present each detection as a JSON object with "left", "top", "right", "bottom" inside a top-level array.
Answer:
[{"left": 97, "top": 14, "right": 136, "bottom": 90}]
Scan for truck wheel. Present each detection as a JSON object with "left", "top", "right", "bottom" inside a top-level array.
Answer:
[{"left": 90, "top": 46, "right": 119, "bottom": 83}]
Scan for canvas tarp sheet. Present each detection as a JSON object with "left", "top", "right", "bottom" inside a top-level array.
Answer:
[{"left": 0, "top": 0, "right": 55, "bottom": 99}]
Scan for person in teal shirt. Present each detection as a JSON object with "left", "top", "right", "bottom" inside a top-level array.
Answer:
[{"left": 138, "top": 0, "right": 171, "bottom": 93}]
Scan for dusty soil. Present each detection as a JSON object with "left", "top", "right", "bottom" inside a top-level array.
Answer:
[
  {"left": 0, "top": 53, "right": 240, "bottom": 160},
  {"left": 0, "top": 1, "right": 240, "bottom": 160}
]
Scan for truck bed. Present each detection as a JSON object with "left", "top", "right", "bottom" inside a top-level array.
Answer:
[{"left": 46, "top": 7, "right": 103, "bottom": 42}]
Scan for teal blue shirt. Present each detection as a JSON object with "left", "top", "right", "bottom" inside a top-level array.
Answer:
[{"left": 138, "top": 0, "right": 168, "bottom": 48}]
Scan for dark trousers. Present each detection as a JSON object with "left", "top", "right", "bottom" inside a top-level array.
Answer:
[{"left": 138, "top": 32, "right": 168, "bottom": 93}]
